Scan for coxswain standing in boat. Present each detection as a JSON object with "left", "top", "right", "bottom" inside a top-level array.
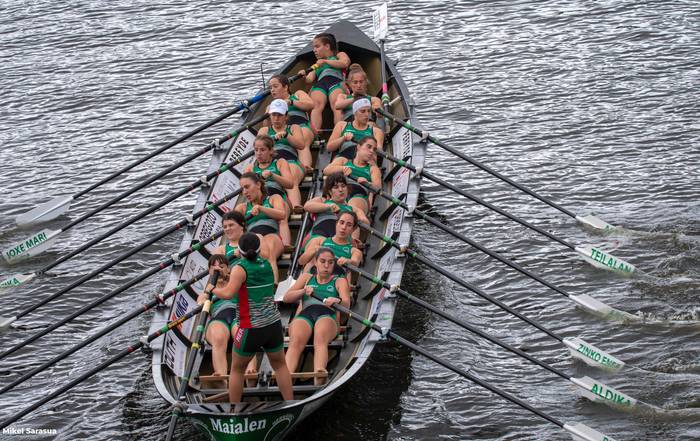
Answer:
[
  {"left": 335, "top": 63, "right": 382, "bottom": 123},
  {"left": 235, "top": 172, "right": 286, "bottom": 282},
  {"left": 268, "top": 74, "right": 315, "bottom": 171},
  {"left": 298, "top": 211, "right": 363, "bottom": 275},
  {"left": 213, "top": 233, "right": 293, "bottom": 403},
  {"left": 326, "top": 98, "right": 384, "bottom": 160},
  {"left": 283, "top": 246, "right": 351, "bottom": 385},
  {"left": 298, "top": 32, "right": 351, "bottom": 129},
  {"left": 259, "top": 99, "right": 306, "bottom": 213},
  {"left": 243, "top": 134, "right": 296, "bottom": 247},
  {"left": 323, "top": 136, "right": 381, "bottom": 222}
]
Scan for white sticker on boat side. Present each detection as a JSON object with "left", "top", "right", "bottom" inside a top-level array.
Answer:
[
  {"left": 193, "top": 210, "right": 223, "bottom": 255},
  {"left": 179, "top": 252, "right": 210, "bottom": 295},
  {"left": 163, "top": 331, "right": 188, "bottom": 377},
  {"left": 208, "top": 130, "right": 256, "bottom": 213}
]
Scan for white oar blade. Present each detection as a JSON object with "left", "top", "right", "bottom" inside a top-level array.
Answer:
[
  {"left": 575, "top": 245, "right": 636, "bottom": 275},
  {"left": 15, "top": 195, "right": 73, "bottom": 226},
  {"left": 0, "top": 272, "right": 36, "bottom": 290},
  {"left": 575, "top": 214, "right": 616, "bottom": 232},
  {"left": 274, "top": 276, "right": 296, "bottom": 302},
  {"left": 2, "top": 228, "right": 60, "bottom": 264},
  {"left": 570, "top": 294, "right": 642, "bottom": 323},
  {"left": 570, "top": 376, "right": 637, "bottom": 409},
  {"left": 563, "top": 337, "right": 625, "bottom": 371},
  {"left": 564, "top": 422, "right": 618, "bottom": 441},
  {"left": 0, "top": 315, "right": 17, "bottom": 329},
  {"left": 372, "top": 2, "right": 388, "bottom": 40}
]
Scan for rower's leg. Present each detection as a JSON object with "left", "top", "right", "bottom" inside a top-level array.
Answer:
[
  {"left": 206, "top": 322, "right": 231, "bottom": 376},
  {"left": 264, "top": 234, "right": 284, "bottom": 283},
  {"left": 284, "top": 318, "right": 312, "bottom": 373},
  {"left": 299, "top": 127, "right": 314, "bottom": 170},
  {"left": 267, "top": 349, "right": 294, "bottom": 401},
  {"left": 279, "top": 204, "right": 292, "bottom": 247},
  {"left": 310, "top": 90, "right": 327, "bottom": 132},
  {"left": 348, "top": 198, "right": 369, "bottom": 241},
  {"left": 328, "top": 88, "right": 345, "bottom": 124},
  {"left": 286, "top": 164, "right": 304, "bottom": 209},
  {"left": 312, "top": 317, "right": 337, "bottom": 385},
  {"left": 229, "top": 352, "right": 254, "bottom": 403}
]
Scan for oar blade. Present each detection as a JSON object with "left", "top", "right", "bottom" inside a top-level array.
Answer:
[
  {"left": 575, "top": 214, "right": 616, "bottom": 232},
  {"left": 0, "top": 315, "right": 17, "bottom": 329},
  {"left": 274, "top": 276, "right": 296, "bottom": 302},
  {"left": 2, "top": 228, "right": 60, "bottom": 263},
  {"left": 15, "top": 196, "right": 73, "bottom": 226},
  {"left": 570, "top": 376, "right": 638, "bottom": 409},
  {"left": 570, "top": 294, "right": 642, "bottom": 323},
  {"left": 372, "top": 2, "right": 388, "bottom": 40},
  {"left": 0, "top": 272, "right": 36, "bottom": 290},
  {"left": 563, "top": 422, "right": 618, "bottom": 441},
  {"left": 575, "top": 245, "right": 636, "bottom": 276},
  {"left": 563, "top": 337, "right": 625, "bottom": 372}
]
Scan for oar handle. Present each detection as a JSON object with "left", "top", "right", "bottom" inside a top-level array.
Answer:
[
  {"left": 309, "top": 292, "right": 565, "bottom": 430},
  {"left": 375, "top": 108, "right": 577, "bottom": 219}
]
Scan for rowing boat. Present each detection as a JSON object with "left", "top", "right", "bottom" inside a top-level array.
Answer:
[{"left": 149, "top": 19, "right": 423, "bottom": 440}]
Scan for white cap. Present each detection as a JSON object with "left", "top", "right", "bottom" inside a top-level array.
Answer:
[
  {"left": 269, "top": 98, "right": 288, "bottom": 115},
  {"left": 352, "top": 98, "right": 371, "bottom": 114}
]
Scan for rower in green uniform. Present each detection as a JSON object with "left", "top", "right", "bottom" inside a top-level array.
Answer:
[
  {"left": 298, "top": 33, "right": 351, "bottom": 129},
  {"left": 324, "top": 136, "right": 382, "bottom": 219},
  {"left": 268, "top": 74, "right": 315, "bottom": 170},
  {"left": 259, "top": 99, "right": 306, "bottom": 210},
  {"left": 299, "top": 211, "right": 363, "bottom": 275},
  {"left": 212, "top": 233, "right": 293, "bottom": 403},
  {"left": 303, "top": 172, "right": 369, "bottom": 240},
  {"left": 235, "top": 172, "right": 286, "bottom": 283},
  {"left": 327, "top": 98, "right": 384, "bottom": 159},
  {"left": 283, "top": 246, "right": 351, "bottom": 385},
  {"left": 335, "top": 64, "right": 382, "bottom": 123}
]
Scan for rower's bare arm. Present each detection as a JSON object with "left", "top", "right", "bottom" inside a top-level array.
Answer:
[
  {"left": 325, "top": 122, "right": 347, "bottom": 152},
  {"left": 212, "top": 265, "right": 244, "bottom": 299},
  {"left": 212, "top": 245, "right": 225, "bottom": 256},
  {"left": 287, "top": 124, "right": 305, "bottom": 150},
  {"left": 234, "top": 203, "right": 246, "bottom": 215},
  {"left": 335, "top": 277, "right": 352, "bottom": 308},
  {"left": 261, "top": 195, "right": 287, "bottom": 220},
  {"left": 323, "top": 157, "right": 348, "bottom": 176},
  {"left": 298, "top": 237, "right": 322, "bottom": 266},
  {"left": 243, "top": 164, "right": 253, "bottom": 174},
  {"left": 350, "top": 247, "right": 363, "bottom": 267},
  {"left": 282, "top": 273, "right": 311, "bottom": 303},
  {"left": 371, "top": 96, "right": 382, "bottom": 111},
  {"left": 275, "top": 159, "right": 295, "bottom": 189},
  {"left": 335, "top": 94, "right": 354, "bottom": 110},
  {"left": 259, "top": 125, "right": 270, "bottom": 136},
  {"left": 304, "top": 69, "right": 317, "bottom": 83},
  {"left": 304, "top": 196, "right": 329, "bottom": 213},
  {"left": 370, "top": 166, "right": 382, "bottom": 189},
  {"left": 352, "top": 206, "right": 369, "bottom": 225},
  {"left": 326, "top": 52, "right": 351, "bottom": 69},
  {"left": 373, "top": 127, "right": 384, "bottom": 150},
  {"left": 292, "top": 91, "right": 314, "bottom": 111}
]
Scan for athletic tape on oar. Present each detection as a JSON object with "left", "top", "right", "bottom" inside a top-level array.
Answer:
[
  {"left": 312, "top": 293, "right": 619, "bottom": 441},
  {"left": 375, "top": 107, "right": 618, "bottom": 234},
  {"left": 358, "top": 222, "right": 626, "bottom": 372}
]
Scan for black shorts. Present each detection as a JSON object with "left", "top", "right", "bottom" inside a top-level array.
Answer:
[
  {"left": 311, "top": 75, "right": 343, "bottom": 96},
  {"left": 295, "top": 304, "right": 337, "bottom": 328},
  {"left": 250, "top": 225, "right": 278, "bottom": 236},
  {"left": 336, "top": 145, "right": 356, "bottom": 160},
  {"left": 309, "top": 264, "right": 346, "bottom": 277},
  {"left": 310, "top": 220, "right": 335, "bottom": 238},
  {"left": 208, "top": 306, "right": 237, "bottom": 331},
  {"left": 348, "top": 182, "right": 368, "bottom": 200},
  {"left": 288, "top": 114, "right": 309, "bottom": 127},
  {"left": 233, "top": 320, "right": 284, "bottom": 356}
]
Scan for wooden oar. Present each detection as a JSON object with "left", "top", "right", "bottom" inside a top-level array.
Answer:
[
  {"left": 0, "top": 302, "right": 205, "bottom": 430},
  {"left": 360, "top": 222, "right": 626, "bottom": 372},
  {"left": 349, "top": 177, "right": 640, "bottom": 322},
  {"left": 0, "top": 268, "right": 211, "bottom": 395},
  {"left": 343, "top": 263, "right": 653, "bottom": 412},
  {"left": 314, "top": 294, "right": 619, "bottom": 441},
  {"left": 0, "top": 112, "right": 264, "bottom": 290},
  {"left": 12, "top": 66, "right": 315, "bottom": 227},
  {"left": 0, "top": 227, "right": 223, "bottom": 362},
  {"left": 165, "top": 272, "right": 218, "bottom": 440},
  {"left": 376, "top": 108, "right": 617, "bottom": 232},
  {"left": 2, "top": 112, "right": 258, "bottom": 265},
  {"left": 377, "top": 150, "right": 638, "bottom": 276},
  {"left": 0, "top": 186, "right": 243, "bottom": 331}
]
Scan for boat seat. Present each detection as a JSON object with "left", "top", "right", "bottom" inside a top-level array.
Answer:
[
  {"left": 199, "top": 370, "right": 328, "bottom": 387},
  {"left": 203, "top": 384, "right": 324, "bottom": 403}
]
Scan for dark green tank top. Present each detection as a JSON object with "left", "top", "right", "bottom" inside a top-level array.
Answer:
[
  {"left": 315, "top": 55, "right": 343, "bottom": 81},
  {"left": 253, "top": 159, "right": 284, "bottom": 195},
  {"left": 303, "top": 274, "right": 341, "bottom": 307},
  {"left": 245, "top": 197, "right": 278, "bottom": 233},
  {"left": 339, "top": 122, "right": 373, "bottom": 156},
  {"left": 288, "top": 93, "right": 309, "bottom": 121},
  {"left": 322, "top": 236, "right": 352, "bottom": 259},
  {"left": 236, "top": 256, "right": 279, "bottom": 328},
  {"left": 267, "top": 126, "right": 297, "bottom": 160}
]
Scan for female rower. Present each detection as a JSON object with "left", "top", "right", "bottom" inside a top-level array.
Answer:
[
  {"left": 213, "top": 233, "right": 293, "bottom": 403},
  {"left": 323, "top": 136, "right": 382, "bottom": 217},
  {"left": 298, "top": 33, "right": 351, "bottom": 129},
  {"left": 303, "top": 172, "right": 368, "bottom": 240},
  {"left": 234, "top": 172, "right": 286, "bottom": 279},
  {"left": 335, "top": 64, "right": 381, "bottom": 123},
  {"left": 244, "top": 134, "right": 297, "bottom": 244},
  {"left": 326, "top": 98, "right": 384, "bottom": 160},
  {"left": 298, "top": 211, "right": 363, "bottom": 274},
  {"left": 259, "top": 99, "right": 306, "bottom": 210},
  {"left": 268, "top": 74, "right": 315, "bottom": 170},
  {"left": 283, "top": 246, "right": 351, "bottom": 385}
]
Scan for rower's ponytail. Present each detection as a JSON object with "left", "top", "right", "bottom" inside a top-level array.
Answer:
[{"left": 238, "top": 233, "right": 261, "bottom": 261}]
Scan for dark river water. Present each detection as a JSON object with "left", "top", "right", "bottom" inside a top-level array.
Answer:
[{"left": 1, "top": 1, "right": 699, "bottom": 440}]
